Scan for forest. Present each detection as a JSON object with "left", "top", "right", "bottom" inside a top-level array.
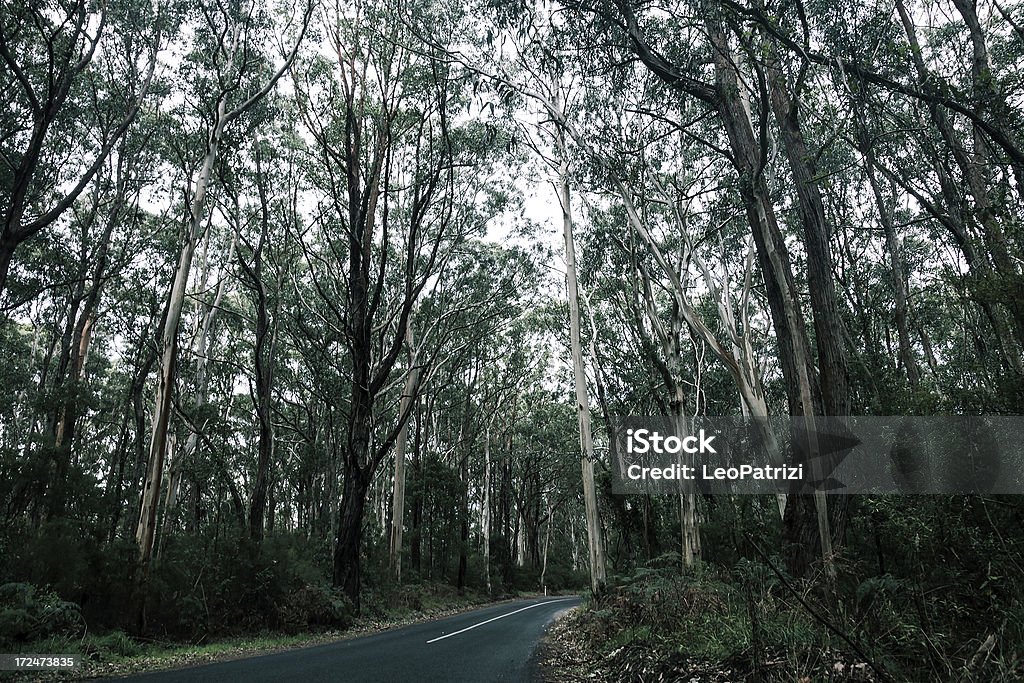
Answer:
[{"left": 1, "top": 0, "right": 1023, "bottom": 680}]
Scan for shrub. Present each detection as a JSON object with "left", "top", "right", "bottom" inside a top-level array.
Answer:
[
  {"left": 145, "top": 530, "right": 346, "bottom": 638},
  {"left": 85, "top": 630, "right": 143, "bottom": 659},
  {"left": 276, "top": 583, "right": 352, "bottom": 633},
  {"left": 0, "top": 582, "right": 84, "bottom": 646}
]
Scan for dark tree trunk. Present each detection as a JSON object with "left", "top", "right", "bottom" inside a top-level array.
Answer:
[
  {"left": 707, "top": 20, "right": 819, "bottom": 418},
  {"left": 0, "top": 238, "right": 15, "bottom": 296},
  {"left": 763, "top": 50, "right": 854, "bottom": 574},
  {"left": 766, "top": 60, "right": 850, "bottom": 417},
  {"left": 333, "top": 467, "right": 369, "bottom": 611},
  {"left": 457, "top": 503, "right": 469, "bottom": 594}
]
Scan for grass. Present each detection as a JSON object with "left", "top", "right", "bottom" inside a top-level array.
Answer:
[{"left": 0, "top": 629, "right": 358, "bottom": 681}]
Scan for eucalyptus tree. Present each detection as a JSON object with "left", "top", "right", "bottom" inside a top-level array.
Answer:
[
  {"left": 290, "top": 0, "right": 527, "bottom": 608},
  {"left": 389, "top": 239, "right": 540, "bottom": 583},
  {"left": 455, "top": 1, "right": 615, "bottom": 592},
  {"left": 209, "top": 124, "right": 304, "bottom": 543},
  {"left": 0, "top": 121, "right": 166, "bottom": 533},
  {"left": 879, "top": 0, "right": 1022, "bottom": 380},
  {"left": 134, "top": 0, "right": 312, "bottom": 597},
  {"left": 714, "top": 0, "right": 1024, "bottom": 377},
  {"left": 537, "top": 0, "right": 867, "bottom": 575},
  {"left": 0, "top": 0, "right": 160, "bottom": 528},
  {"left": 41, "top": 127, "right": 163, "bottom": 521},
  {"left": 0, "top": 0, "right": 159, "bottom": 298},
  {"left": 157, "top": 224, "right": 237, "bottom": 541},
  {"left": 474, "top": 1, "right": 799, "bottom": 567}
]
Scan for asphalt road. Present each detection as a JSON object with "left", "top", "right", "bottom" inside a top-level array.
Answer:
[{"left": 112, "top": 596, "right": 580, "bottom": 683}]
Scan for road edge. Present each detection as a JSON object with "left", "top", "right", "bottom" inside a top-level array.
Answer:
[{"left": 73, "top": 594, "right": 572, "bottom": 681}]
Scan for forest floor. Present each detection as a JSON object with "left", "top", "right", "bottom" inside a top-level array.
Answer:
[
  {"left": 6, "top": 586, "right": 558, "bottom": 681},
  {"left": 534, "top": 604, "right": 593, "bottom": 682},
  {"left": 535, "top": 601, "right": 880, "bottom": 682}
]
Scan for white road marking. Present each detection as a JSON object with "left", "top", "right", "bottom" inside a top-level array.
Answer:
[{"left": 426, "top": 598, "right": 576, "bottom": 644}]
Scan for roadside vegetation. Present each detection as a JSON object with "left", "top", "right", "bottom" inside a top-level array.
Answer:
[
  {"left": 541, "top": 495, "right": 1023, "bottom": 682},
  {"left": 0, "top": 527, "right": 584, "bottom": 678}
]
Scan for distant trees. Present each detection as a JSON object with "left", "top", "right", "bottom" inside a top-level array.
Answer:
[
  {"left": 505, "top": 0, "right": 1024, "bottom": 575},
  {"left": 0, "top": 1, "right": 585, "bottom": 636}
]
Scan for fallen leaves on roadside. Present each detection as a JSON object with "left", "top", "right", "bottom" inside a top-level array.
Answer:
[{"left": 536, "top": 608, "right": 882, "bottom": 682}]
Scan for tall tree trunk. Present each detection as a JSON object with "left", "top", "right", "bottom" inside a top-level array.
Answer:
[
  {"left": 765, "top": 54, "right": 850, "bottom": 417},
  {"left": 389, "top": 323, "right": 421, "bottom": 582},
  {"left": 862, "top": 151, "right": 920, "bottom": 388},
  {"left": 245, "top": 162, "right": 282, "bottom": 544},
  {"left": 482, "top": 421, "right": 492, "bottom": 595},
  {"left": 334, "top": 462, "right": 370, "bottom": 609},
  {"left": 136, "top": 102, "right": 227, "bottom": 584},
  {"left": 457, "top": 476, "right": 469, "bottom": 594},
  {"left": 764, "top": 48, "right": 852, "bottom": 578},
  {"left": 411, "top": 398, "right": 423, "bottom": 573},
  {"left": 163, "top": 234, "right": 236, "bottom": 532},
  {"left": 705, "top": 19, "right": 833, "bottom": 578},
  {"left": 540, "top": 499, "right": 552, "bottom": 594},
  {"left": 558, "top": 138, "right": 606, "bottom": 594},
  {"left": 706, "top": 20, "right": 819, "bottom": 420}
]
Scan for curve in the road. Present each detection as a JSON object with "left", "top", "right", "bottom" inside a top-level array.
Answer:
[{"left": 112, "top": 596, "right": 580, "bottom": 683}]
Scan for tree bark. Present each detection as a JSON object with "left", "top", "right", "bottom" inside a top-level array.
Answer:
[
  {"left": 558, "top": 143, "right": 607, "bottom": 594},
  {"left": 389, "top": 323, "right": 421, "bottom": 582},
  {"left": 863, "top": 153, "right": 919, "bottom": 388},
  {"left": 334, "top": 465, "right": 369, "bottom": 604},
  {"left": 163, "top": 234, "right": 236, "bottom": 532},
  {"left": 245, "top": 157, "right": 282, "bottom": 544},
  {"left": 764, "top": 53, "right": 850, "bottom": 417},
  {"left": 136, "top": 103, "right": 226, "bottom": 580},
  {"left": 482, "top": 421, "right": 492, "bottom": 595}
]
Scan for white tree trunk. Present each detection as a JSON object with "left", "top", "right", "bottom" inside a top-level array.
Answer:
[
  {"left": 136, "top": 103, "right": 227, "bottom": 572},
  {"left": 540, "top": 499, "right": 552, "bottom": 595},
  {"left": 558, "top": 148, "right": 606, "bottom": 594},
  {"left": 162, "top": 232, "right": 237, "bottom": 537},
  {"left": 389, "top": 322, "right": 420, "bottom": 582},
  {"left": 483, "top": 422, "right": 492, "bottom": 595},
  {"left": 133, "top": 1, "right": 309, "bottom": 577}
]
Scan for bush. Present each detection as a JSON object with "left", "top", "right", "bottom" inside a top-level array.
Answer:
[
  {"left": 145, "top": 530, "right": 345, "bottom": 638},
  {"left": 0, "top": 582, "right": 84, "bottom": 646},
  {"left": 85, "top": 630, "right": 143, "bottom": 659},
  {"left": 277, "top": 583, "right": 353, "bottom": 633},
  {"left": 0, "top": 520, "right": 136, "bottom": 632}
]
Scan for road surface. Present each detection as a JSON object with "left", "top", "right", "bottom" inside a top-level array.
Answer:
[{"left": 113, "top": 596, "right": 580, "bottom": 682}]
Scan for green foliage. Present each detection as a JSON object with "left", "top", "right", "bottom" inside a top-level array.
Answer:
[
  {"left": 3, "top": 0, "right": 1024, "bottom": 679},
  {"left": 0, "top": 521, "right": 136, "bottom": 632},
  {"left": 92, "top": 630, "right": 143, "bottom": 658},
  {"left": 575, "top": 494, "right": 1024, "bottom": 681},
  {"left": 0, "top": 583, "right": 84, "bottom": 647},
  {"left": 147, "top": 532, "right": 351, "bottom": 638}
]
